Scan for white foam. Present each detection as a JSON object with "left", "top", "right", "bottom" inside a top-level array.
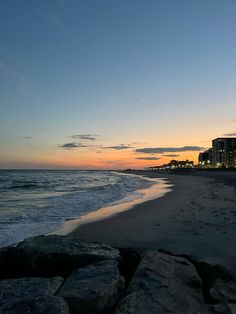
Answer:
[{"left": 0, "top": 171, "right": 155, "bottom": 247}]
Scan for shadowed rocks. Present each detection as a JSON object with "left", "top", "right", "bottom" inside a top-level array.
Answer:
[
  {"left": 0, "top": 235, "right": 235, "bottom": 313},
  {"left": 58, "top": 260, "right": 125, "bottom": 314},
  {"left": 3, "top": 235, "right": 120, "bottom": 278},
  {"left": 114, "top": 251, "right": 209, "bottom": 314},
  {"left": 0, "top": 276, "right": 68, "bottom": 313}
]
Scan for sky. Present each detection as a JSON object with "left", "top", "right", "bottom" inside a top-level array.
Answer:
[{"left": 0, "top": 0, "right": 236, "bottom": 169}]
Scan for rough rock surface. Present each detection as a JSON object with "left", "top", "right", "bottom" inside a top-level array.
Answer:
[
  {"left": 208, "top": 279, "right": 236, "bottom": 313},
  {"left": 0, "top": 276, "right": 63, "bottom": 299},
  {"left": 114, "top": 250, "right": 210, "bottom": 314},
  {"left": 210, "top": 279, "right": 236, "bottom": 303},
  {"left": 0, "top": 296, "right": 69, "bottom": 314},
  {"left": 0, "top": 276, "right": 66, "bottom": 313},
  {"left": 5, "top": 235, "right": 120, "bottom": 278},
  {"left": 0, "top": 235, "right": 236, "bottom": 313},
  {"left": 58, "top": 259, "right": 125, "bottom": 314}
]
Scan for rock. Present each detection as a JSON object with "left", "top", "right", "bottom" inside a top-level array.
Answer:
[
  {"left": 58, "top": 259, "right": 125, "bottom": 314},
  {"left": 159, "top": 248, "right": 235, "bottom": 304},
  {"left": 0, "top": 276, "right": 63, "bottom": 300},
  {"left": 209, "top": 303, "right": 236, "bottom": 314},
  {"left": 114, "top": 251, "right": 210, "bottom": 314},
  {"left": 210, "top": 279, "right": 236, "bottom": 303},
  {"left": 0, "top": 296, "right": 69, "bottom": 314},
  {"left": 5, "top": 235, "right": 120, "bottom": 278},
  {"left": 0, "top": 276, "right": 66, "bottom": 313},
  {"left": 190, "top": 260, "right": 234, "bottom": 303}
]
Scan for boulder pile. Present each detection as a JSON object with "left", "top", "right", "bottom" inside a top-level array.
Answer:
[{"left": 0, "top": 235, "right": 235, "bottom": 313}]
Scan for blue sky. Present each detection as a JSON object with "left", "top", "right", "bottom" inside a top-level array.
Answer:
[{"left": 0, "top": 0, "right": 236, "bottom": 168}]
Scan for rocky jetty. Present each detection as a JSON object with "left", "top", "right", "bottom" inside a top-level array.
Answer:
[{"left": 0, "top": 235, "right": 235, "bottom": 313}]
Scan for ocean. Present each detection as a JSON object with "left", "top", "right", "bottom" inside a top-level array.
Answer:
[{"left": 0, "top": 170, "right": 158, "bottom": 247}]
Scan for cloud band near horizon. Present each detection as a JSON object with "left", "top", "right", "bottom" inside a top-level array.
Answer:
[{"left": 135, "top": 146, "right": 204, "bottom": 154}]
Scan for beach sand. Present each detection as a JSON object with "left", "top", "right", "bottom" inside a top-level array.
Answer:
[{"left": 68, "top": 171, "right": 236, "bottom": 274}]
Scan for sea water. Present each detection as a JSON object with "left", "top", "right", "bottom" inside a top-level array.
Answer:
[{"left": 0, "top": 170, "right": 157, "bottom": 247}]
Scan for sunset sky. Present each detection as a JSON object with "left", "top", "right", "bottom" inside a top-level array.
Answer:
[{"left": 0, "top": 0, "right": 236, "bottom": 169}]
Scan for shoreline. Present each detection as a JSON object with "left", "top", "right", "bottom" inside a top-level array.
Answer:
[
  {"left": 51, "top": 176, "right": 173, "bottom": 235},
  {"left": 68, "top": 171, "right": 236, "bottom": 275}
]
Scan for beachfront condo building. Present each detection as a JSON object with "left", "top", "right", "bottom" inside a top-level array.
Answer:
[
  {"left": 199, "top": 137, "right": 236, "bottom": 168},
  {"left": 212, "top": 137, "right": 236, "bottom": 168}
]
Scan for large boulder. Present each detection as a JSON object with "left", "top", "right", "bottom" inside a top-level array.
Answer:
[
  {"left": 5, "top": 235, "right": 120, "bottom": 278},
  {"left": 58, "top": 259, "right": 125, "bottom": 314},
  {"left": 114, "top": 251, "right": 210, "bottom": 314},
  {"left": 0, "top": 276, "right": 67, "bottom": 313}
]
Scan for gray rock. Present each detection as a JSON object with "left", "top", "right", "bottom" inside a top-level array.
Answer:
[
  {"left": 209, "top": 303, "right": 236, "bottom": 314},
  {"left": 58, "top": 259, "right": 125, "bottom": 314},
  {"left": 0, "top": 276, "right": 63, "bottom": 300},
  {"left": 6, "top": 235, "right": 120, "bottom": 277},
  {"left": 210, "top": 279, "right": 236, "bottom": 303},
  {"left": 0, "top": 296, "right": 69, "bottom": 314},
  {"left": 0, "top": 276, "right": 65, "bottom": 313},
  {"left": 114, "top": 251, "right": 210, "bottom": 314}
]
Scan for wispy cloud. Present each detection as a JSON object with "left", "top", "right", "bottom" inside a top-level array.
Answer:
[
  {"left": 49, "top": 14, "right": 67, "bottom": 35},
  {"left": 163, "top": 154, "right": 180, "bottom": 157},
  {"left": 24, "top": 136, "right": 34, "bottom": 139},
  {"left": 0, "top": 60, "right": 28, "bottom": 92},
  {"left": 104, "top": 144, "right": 133, "bottom": 150},
  {"left": 136, "top": 157, "right": 160, "bottom": 160},
  {"left": 223, "top": 132, "right": 236, "bottom": 136},
  {"left": 120, "top": 97, "right": 140, "bottom": 104},
  {"left": 71, "top": 134, "right": 99, "bottom": 141},
  {"left": 135, "top": 146, "right": 204, "bottom": 154},
  {"left": 59, "top": 142, "right": 87, "bottom": 149}
]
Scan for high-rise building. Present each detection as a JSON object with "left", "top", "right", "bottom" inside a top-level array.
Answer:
[
  {"left": 198, "top": 148, "right": 213, "bottom": 168},
  {"left": 212, "top": 137, "right": 236, "bottom": 168}
]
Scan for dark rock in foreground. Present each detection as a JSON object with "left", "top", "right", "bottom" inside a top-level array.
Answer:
[
  {"left": 210, "top": 279, "right": 236, "bottom": 303},
  {"left": 0, "top": 235, "right": 236, "bottom": 313},
  {"left": 58, "top": 260, "right": 125, "bottom": 314},
  {"left": 114, "top": 251, "right": 209, "bottom": 314},
  {"left": 0, "top": 295, "right": 69, "bottom": 314},
  {"left": 0, "top": 276, "right": 68, "bottom": 313},
  {"left": 4, "top": 235, "right": 120, "bottom": 278}
]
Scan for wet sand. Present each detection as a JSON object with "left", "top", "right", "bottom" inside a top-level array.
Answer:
[{"left": 69, "top": 171, "right": 236, "bottom": 274}]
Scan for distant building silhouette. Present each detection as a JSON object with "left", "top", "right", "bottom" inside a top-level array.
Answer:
[
  {"left": 146, "top": 159, "right": 194, "bottom": 171},
  {"left": 199, "top": 137, "right": 236, "bottom": 168},
  {"left": 198, "top": 148, "right": 213, "bottom": 168},
  {"left": 168, "top": 159, "right": 194, "bottom": 169}
]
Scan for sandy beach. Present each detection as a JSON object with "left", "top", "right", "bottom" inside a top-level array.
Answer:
[{"left": 68, "top": 171, "right": 236, "bottom": 275}]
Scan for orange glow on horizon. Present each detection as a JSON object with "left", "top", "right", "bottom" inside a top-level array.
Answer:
[{"left": 2, "top": 148, "right": 200, "bottom": 169}]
